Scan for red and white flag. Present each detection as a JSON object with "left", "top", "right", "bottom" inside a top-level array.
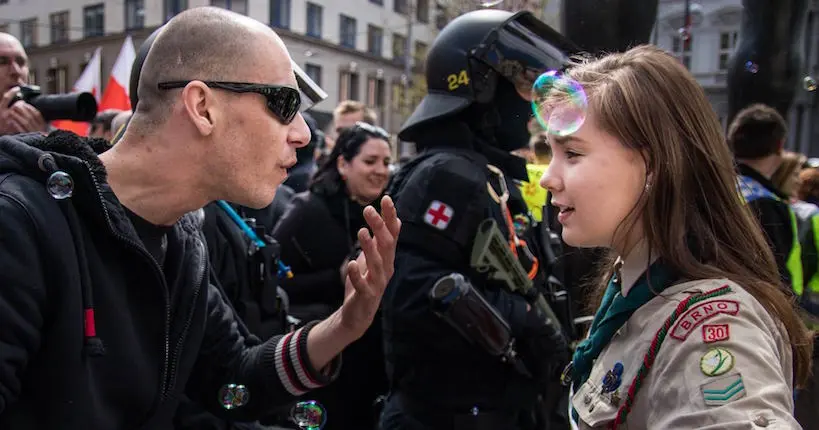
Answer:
[
  {"left": 52, "top": 47, "right": 102, "bottom": 136},
  {"left": 99, "top": 36, "right": 135, "bottom": 111}
]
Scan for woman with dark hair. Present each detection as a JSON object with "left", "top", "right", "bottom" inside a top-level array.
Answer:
[{"left": 272, "top": 122, "right": 392, "bottom": 429}]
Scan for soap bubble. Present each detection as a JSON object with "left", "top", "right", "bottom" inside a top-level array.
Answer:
[
  {"left": 803, "top": 76, "right": 817, "bottom": 92},
  {"left": 531, "top": 70, "right": 588, "bottom": 136},
  {"left": 479, "top": 0, "right": 504, "bottom": 6},
  {"left": 218, "top": 384, "right": 249, "bottom": 410},
  {"left": 744, "top": 61, "right": 759, "bottom": 74},
  {"left": 291, "top": 400, "right": 327, "bottom": 430},
  {"left": 46, "top": 171, "right": 73, "bottom": 200}
]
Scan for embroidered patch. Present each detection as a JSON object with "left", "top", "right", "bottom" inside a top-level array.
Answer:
[
  {"left": 424, "top": 200, "right": 453, "bottom": 230},
  {"left": 702, "top": 324, "right": 730, "bottom": 343},
  {"left": 701, "top": 373, "right": 745, "bottom": 406},
  {"left": 700, "top": 347, "right": 735, "bottom": 377},
  {"left": 670, "top": 299, "right": 739, "bottom": 340}
]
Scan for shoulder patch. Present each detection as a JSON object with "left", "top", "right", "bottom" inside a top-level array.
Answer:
[
  {"left": 700, "top": 347, "right": 735, "bottom": 376},
  {"left": 670, "top": 300, "right": 740, "bottom": 341},
  {"left": 424, "top": 200, "right": 454, "bottom": 230},
  {"left": 701, "top": 373, "right": 745, "bottom": 406},
  {"left": 702, "top": 324, "right": 730, "bottom": 343}
]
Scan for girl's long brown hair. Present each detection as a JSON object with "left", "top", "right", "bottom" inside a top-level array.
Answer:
[{"left": 549, "top": 45, "right": 812, "bottom": 386}]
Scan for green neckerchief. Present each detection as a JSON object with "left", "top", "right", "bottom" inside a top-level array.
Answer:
[{"left": 571, "top": 260, "right": 676, "bottom": 390}]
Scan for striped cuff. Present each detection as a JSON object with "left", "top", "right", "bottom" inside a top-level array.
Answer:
[{"left": 272, "top": 321, "right": 342, "bottom": 396}]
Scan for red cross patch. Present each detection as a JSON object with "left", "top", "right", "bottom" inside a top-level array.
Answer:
[{"left": 424, "top": 200, "right": 453, "bottom": 230}]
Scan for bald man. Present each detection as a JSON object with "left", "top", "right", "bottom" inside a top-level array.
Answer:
[
  {"left": 0, "top": 7, "right": 399, "bottom": 429},
  {"left": 0, "top": 32, "right": 47, "bottom": 135}
]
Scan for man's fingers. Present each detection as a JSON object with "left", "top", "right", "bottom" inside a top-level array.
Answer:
[
  {"left": 346, "top": 259, "right": 368, "bottom": 296},
  {"left": 1, "top": 87, "right": 19, "bottom": 109},
  {"left": 364, "top": 205, "right": 396, "bottom": 275},
  {"left": 358, "top": 227, "right": 384, "bottom": 289},
  {"left": 380, "top": 195, "right": 401, "bottom": 238}
]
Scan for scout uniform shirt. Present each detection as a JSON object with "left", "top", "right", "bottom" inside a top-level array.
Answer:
[{"left": 570, "top": 242, "right": 799, "bottom": 429}]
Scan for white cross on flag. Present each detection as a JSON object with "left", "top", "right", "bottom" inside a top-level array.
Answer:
[{"left": 424, "top": 200, "right": 454, "bottom": 230}]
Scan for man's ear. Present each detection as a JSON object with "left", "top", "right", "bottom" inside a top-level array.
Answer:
[{"left": 181, "top": 81, "right": 215, "bottom": 136}]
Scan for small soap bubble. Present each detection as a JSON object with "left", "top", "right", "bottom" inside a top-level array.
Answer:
[
  {"left": 803, "top": 76, "right": 817, "bottom": 92},
  {"left": 677, "top": 27, "right": 691, "bottom": 41},
  {"left": 471, "top": 406, "right": 479, "bottom": 416},
  {"left": 479, "top": 0, "right": 504, "bottom": 6},
  {"left": 745, "top": 61, "right": 759, "bottom": 74},
  {"left": 46, "top": 171, "right": 73, "bottom": 200},
  {"left": 218, "top": 384, "right": 249, "bottom": 410},
  {"left": 531, "top": 70, "right": 588, "bottom": 136},
  {"left": 291, "top": 400, "right": 327, "bottom": 430}
]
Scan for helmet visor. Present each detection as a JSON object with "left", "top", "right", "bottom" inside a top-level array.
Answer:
[
  {"left": 471, "top": 12, "right": 578, "bottom": 100},
  {"left": 292, "top": 59, "right": 328, "bottom": 112}
]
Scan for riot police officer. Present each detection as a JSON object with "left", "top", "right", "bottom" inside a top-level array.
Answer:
[{"left": 381, "top": 10, "right": 574, "bottom": 430}]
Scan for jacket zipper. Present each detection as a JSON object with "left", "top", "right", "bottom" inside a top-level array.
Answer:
[
  {"left": 164, "top": 239, "right": 206, "bottom": 395},
  {"left": 81, "top": 161, "right": 173, "bottom": 399}
]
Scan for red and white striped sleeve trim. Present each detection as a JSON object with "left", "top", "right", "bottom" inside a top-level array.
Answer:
[{"left": 274, "top": 322, "right": 341, "bottom": 396}]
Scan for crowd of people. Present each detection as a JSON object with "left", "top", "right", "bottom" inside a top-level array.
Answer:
[{"left": 0, "top": 4, "right": 817, "bottom": 430}]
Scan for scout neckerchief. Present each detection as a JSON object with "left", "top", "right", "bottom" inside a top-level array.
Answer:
[{"left": 569, "top": 259, "right": 675, "bottom": 392}]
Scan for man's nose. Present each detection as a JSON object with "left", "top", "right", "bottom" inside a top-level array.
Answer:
[{"left": 289, "top": 113, "right": 311, "bottom": 148}]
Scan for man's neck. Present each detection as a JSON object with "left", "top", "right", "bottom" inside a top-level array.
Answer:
[
  {"left": 99, "top": 134, "right": 211, "bottom": 226},
  {"left": 737, "top": 155, "right": 780, "bottom": 179}
]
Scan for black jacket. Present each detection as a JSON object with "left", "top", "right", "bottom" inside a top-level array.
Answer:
[
  {"left": 0, "top": 131, "right": 339, "bottom": 429},
  {"left": 738, "top": 163, "right": 795, "bottom": 287}
]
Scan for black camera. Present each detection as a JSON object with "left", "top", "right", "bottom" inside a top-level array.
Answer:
[{"left": 9, "top": 85, "right": 98, "bottom": 122}]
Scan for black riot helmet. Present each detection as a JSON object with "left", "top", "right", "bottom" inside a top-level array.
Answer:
[
  {"left": 128, "top": 25, "right": 328, "bottom": 114},
  {"left": 400, "top": 10, "right": 578, "bottom": 148}
]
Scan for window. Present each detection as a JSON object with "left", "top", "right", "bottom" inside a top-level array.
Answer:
[
  {"left": 270, "top": 0, "right": 291, "bottom": 29},
  {"left": 367, "top": 76, "right": 385, "bottom": 107},
  {"left": 392, "top": 33, "right": 406, "bottom": 61},
  {"left": 50, "top": 11, "right": 69, "bottom": 44},
  {"left": 210, "top": 0, "right": 247, "bottom": 15},
  {"left": 370, "top": 0, "right": 383, "bottom": 5},
  {"left": 164, "top": 0, "right": 188, "bottom": 21},
  {"left": 305, "top": 63, "right": 322, "bottom": 87},
  {"left": 0, "top": 0, "right": 7, "bottom": 4},
  {"left": 27, "top": 69, "right": 36, "bottom": 86},
  {"left": 718, "top": 31, "right": 738, "bottom": 70},
  {"left": 368, "top": 25, "right": 383, "bottom": 56},
  {"left": 391, "top": 81, "right": 404, "bottom": 110},
  {"left": 394, "top": 0, "right": 408, "bottom": 15},
  {"left": 671, "top": 34, "right": 692, "bottom": 70},
  {"left": 46, "top": 66, "right": 68, "bottom": 94},
  {"left": 306, "top": 3, "right": 322, "bottom": 38},
  {"left": 125, "top": 0, "right": 145, "bottom": 30},
  {"left": 340, "top": 15, "right": 356, "bottom": 49},
  {"left": 0, "top": 24, "right": 8, "bottom": 34},
  {"left": 414, "top": 41, "right": 429, "bottom": 68},
  {"left": 339, "top": 70, "right": 360, "bottom": 101},
  {"left": 84, "top": 4, "right": 105, "bottom": 38},
  {"left": 20, "top": 18, "right": 37, "bottom": 48},
  {"left": 416, "top": 0, "right": 429, "bottom": 23}
]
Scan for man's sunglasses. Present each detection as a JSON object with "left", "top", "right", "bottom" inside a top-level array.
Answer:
[{"left": 157, "top": 80, "right": 301, "bottom": 125}]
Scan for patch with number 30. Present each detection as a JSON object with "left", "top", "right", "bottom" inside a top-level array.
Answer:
[{"left": 702, "top": 324, "right": 730, "bottom": 343}]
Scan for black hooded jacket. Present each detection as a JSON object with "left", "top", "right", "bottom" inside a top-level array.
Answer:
[{"left": 0, "top": 131, "right": 339, "bottom": 429}]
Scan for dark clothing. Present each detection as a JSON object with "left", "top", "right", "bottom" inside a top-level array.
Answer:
[
  {"left": 0, "top": 131, "right": 339, "bottom": 429},
  {"left": 381, "top": 131, "right": 568, "bottom": 430},
  {"left": 242, "top": 184, "right": 295, "bottom": 233},
  {"left": 283, "top": 161, "right": 317, "bottom": 194},
  {"left": 738, "top": 163, "right": 795, "bottom": 287},
  {"left": 124, "top": 205, "right": 172, "bottom": 266},
  {"left": 272, "top": 186, "right": 387, "bottom": 430}
]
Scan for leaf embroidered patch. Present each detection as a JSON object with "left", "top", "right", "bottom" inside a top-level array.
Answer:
[
  {"left": 701, "top": 373, "right": 746, "bottom": 406},
  {"left": 700, "top": 347, "right": 735, "bottom": 377}
]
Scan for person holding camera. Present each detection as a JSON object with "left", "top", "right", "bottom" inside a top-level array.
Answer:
[{"left": 0, "top": 32, "right": 47, "bottom": 136}]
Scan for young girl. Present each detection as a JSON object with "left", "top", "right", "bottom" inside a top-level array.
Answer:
[{"left": 540, "top": 45, "right": 812, "bottom": 429}]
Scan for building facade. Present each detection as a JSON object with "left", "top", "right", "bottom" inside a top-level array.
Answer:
[
  {"left": 0, "top": 0, "right": 440, "bottom": 135},
  {"left": 654, "top": 0, "right": 819, "bottom": 155}
]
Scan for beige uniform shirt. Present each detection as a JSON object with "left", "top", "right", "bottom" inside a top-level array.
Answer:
[{"left": 571, "top": 247, "right": 799, "bottom": 429}]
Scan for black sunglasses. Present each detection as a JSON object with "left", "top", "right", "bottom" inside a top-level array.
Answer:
[
  {"left": 157, "top": 80, "right": 301, "bottom": 125},
  {"left": 351, "top": 121, "right": 390, "bottom": 140}
]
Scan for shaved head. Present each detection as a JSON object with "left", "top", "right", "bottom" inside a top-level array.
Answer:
[{"left": 134, "top": 6, "right": 291, "bottom": 127}]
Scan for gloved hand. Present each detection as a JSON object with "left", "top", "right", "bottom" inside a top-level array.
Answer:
[{"left": 517, "top": 305, "right": 571, "bottom": 383}]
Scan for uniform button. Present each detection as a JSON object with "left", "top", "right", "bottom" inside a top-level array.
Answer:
[
  {"left": 752, "top": 415, "right": 769, "bottom": 427},
  {"left": 584, "top": 393, "right": 592, "bottom": 404},
  {"left": 589, "top": 403, "right": 595, "bottom": 412}
]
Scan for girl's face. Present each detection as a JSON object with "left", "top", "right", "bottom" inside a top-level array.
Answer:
[{"left": 540, "top": 113, "right": 648, "bottom": 253}]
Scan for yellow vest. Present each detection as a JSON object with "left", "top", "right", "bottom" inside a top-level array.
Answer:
[{"left": 519, "top": 163, "right": 549, "bottom": 222}]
